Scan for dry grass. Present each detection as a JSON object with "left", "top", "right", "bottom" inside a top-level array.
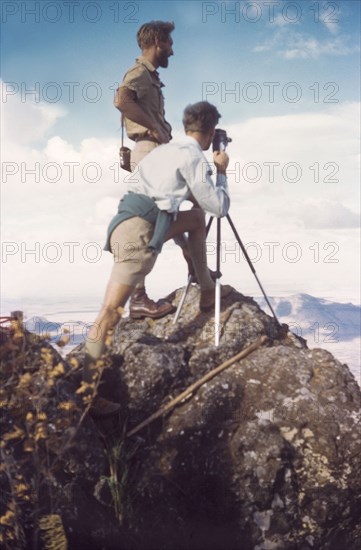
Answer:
[{"left": 0, "top": 321, "right": 84, "bottom": 549}]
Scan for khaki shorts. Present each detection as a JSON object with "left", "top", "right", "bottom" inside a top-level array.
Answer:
[{"left": 109, "top": 217, "right": 158, "bottom": 286}]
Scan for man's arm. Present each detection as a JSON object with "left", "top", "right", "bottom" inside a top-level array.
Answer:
[
  {"left": 182, "top": 149, "right": 230, "bottom": 217},
  {"left": 114, "top": 86, "right": 170, "bottom": 144}
]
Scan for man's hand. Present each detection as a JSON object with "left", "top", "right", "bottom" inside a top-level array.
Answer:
[
  {"left": 116, "top": 87, "right": 170, "bottom": 143},
  {"left": 213, "top": 151, "right": 229, "bottom": 174}
]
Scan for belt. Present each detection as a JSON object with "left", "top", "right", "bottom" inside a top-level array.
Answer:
[{"left": 135, "top": 135, "right": 159, "bottom": 144}]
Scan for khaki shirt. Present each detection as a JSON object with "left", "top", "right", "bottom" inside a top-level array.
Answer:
[{"left": 119, "top": 56, "right": 172, "bottom": 141}]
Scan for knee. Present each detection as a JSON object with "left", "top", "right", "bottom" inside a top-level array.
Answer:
[{"left": 192, "top": 208, "right": 206, "bottom": 226}]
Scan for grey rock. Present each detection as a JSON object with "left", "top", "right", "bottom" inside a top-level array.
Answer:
[
  {"left": 2, "top": 286, "right": 360, "bottom": 550},
  {"left": 98, "top": 286, "right": 361, "bottom": 550}
]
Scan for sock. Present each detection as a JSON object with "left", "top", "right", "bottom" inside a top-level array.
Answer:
[{"left": 135, "top": 278, "right": 145, "bottom": 290}]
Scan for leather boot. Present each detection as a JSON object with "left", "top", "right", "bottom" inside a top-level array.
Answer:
[
  {"left": 200, "top": 284, "right": 233, "bottom": 312},
  {"left": 129, "top": 287, "right": 175, "bottom": 319}
]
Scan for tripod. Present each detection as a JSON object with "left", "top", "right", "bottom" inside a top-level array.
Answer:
[{"left": 173, "top": 213, "right": 280, "bottom": 345}]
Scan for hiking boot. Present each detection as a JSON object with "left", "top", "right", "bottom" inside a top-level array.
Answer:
[
  {"left": 200, "top": 284, "right": 233, "bottom": 312},
  {"left": 129, "top": 287, "right": 175, "bottom": 320}
]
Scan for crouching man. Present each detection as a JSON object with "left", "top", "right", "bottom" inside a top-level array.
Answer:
[{"left": 83, "top": 101, "right": 232, "bottom": 416}]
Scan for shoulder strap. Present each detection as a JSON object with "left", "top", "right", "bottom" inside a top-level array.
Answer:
[{"left": 121, "top": 114, "right": 125, "bottom": 147}]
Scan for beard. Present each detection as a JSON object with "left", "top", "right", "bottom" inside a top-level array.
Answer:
[{"left": 158, "top": 51, "right": 170, "bottom": 68}]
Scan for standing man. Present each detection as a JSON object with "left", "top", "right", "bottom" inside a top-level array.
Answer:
[{"left": 114, "top": 21, "right": 175, "bottom": 319}]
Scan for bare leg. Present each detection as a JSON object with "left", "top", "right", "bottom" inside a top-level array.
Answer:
[
  {"left": 165, "top": 210, "right": 214, "bottom": 291},
  {"left": 83, "top": 281, "right": 134, "bottom": 399},
  {"left": 86, "top": 280, "right": 134, "bottom": 357},
  {"left": 173, "top": 233, "right": 194, "bottom": 273},
  {"left": 173, "top": 206, "right": 203, "bottom": 273}
]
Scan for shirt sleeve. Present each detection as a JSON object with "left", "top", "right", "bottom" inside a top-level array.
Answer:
[
  {"left": 180, "top": 148, "right": 230, "bottom": 218},
  {"left": 121, "top": 65, "right": 149, "bottom": 98}
]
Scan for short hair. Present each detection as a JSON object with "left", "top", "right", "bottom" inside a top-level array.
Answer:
[
  {"left": 137, "top": 21, "right": 175, "bottom": 49},
  {"left": 182, "top": 102, "right": 222, "bottom": 133}
]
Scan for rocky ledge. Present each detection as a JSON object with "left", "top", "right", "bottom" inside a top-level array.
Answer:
[{"left": 1, "top": 286, "right": 360, "bottom": 550}]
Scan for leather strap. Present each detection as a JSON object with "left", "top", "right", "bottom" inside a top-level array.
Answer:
[
  {"left": 121, "top": 114, "right": 125, "bottom": 148},
  {"left": 135, "top": 135, "right": 159, "bottom": 144}
]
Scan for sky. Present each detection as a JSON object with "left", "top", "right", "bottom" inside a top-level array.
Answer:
[{"left": 1, "top": 0, "right": 360, "bottom": 316}]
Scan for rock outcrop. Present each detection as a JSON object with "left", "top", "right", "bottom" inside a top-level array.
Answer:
[{"left": 1, "top": 286, "right": 360, "bottom": 550}]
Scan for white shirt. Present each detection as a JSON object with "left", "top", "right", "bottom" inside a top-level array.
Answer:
[{"left": 127, "top": 135, "right": 230, "bottom": 217}]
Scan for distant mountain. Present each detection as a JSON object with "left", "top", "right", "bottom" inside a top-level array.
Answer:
[
  {"left": 255, "top": 293, "right": 360, "bottom": 342},
  {"left": 254, "top": 293, "right": 360, "bottom": 386},
  {"left": 24, "top": 316, "right": 88, "bottom": 350},
  {"left": 24, "top": 316, "right": 61, "bottom": 333}
]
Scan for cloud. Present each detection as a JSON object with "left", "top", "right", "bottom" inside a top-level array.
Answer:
[
  {"left": 252, "top": 0, "right": 340, "bottom": 37},
  {"left": 1, "top": 82, "right": 125, "bottom": 249},
  {"left": 272, "top": 13, "right": 297, "bottom": 28},
  {"left": 1, "top": 81, "right": 67, "bottom": 145},
  {"left": 253, "top": 28, "right": 359, "bottom": 59},
  {"left": 3, "top": 93, "right": 359, "bottom": 237},
  {"left": 283, "top": 34, "right": 357, "bottom": 59},
  {"left": 320, "top": 0, "right": 340, "bottom": 35},
  {"left": 322, "top": 19, "right": 339, "bottom": 35},
  {"left": 288, "top": 200, "right": 360, "bottom": 229},
  {"left": 225, "top": 102, "right": 359, "bottom": 199},
  {"left": 1, "top": 82, "right": 360, "bottom": 303}
]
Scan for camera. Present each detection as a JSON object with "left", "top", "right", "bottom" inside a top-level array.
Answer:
[
  {"left": 119, "top": 146, "right": 132, "bottom": 172},
  {"left": 212, "top": 129, "right": 232, "bottom": 152}
]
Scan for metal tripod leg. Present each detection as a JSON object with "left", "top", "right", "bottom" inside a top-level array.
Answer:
[
  {"left": 172, "top": 213, "right": 280, "bottom": 331},
  {"left": 214, "top": 218, "right": 222, "bottom": 346},
  {"left": 172, "top": 217, "right": 216, "bottom": 324},
  {"left": 214, "top": 279, "right": 221, "bottom": 346},
  {"left": 226, "top": 214, "right": 280, "bottom": 326}
]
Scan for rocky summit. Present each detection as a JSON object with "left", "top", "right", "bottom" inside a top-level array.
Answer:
[{"left": 1, "top": 286, "right": 360, "bottom": 550}]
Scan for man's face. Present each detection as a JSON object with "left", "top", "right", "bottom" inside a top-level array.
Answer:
[
  {"left": 156, "top": 36, "right": 174, "bottom": 68},
  {"left": 204, "top": 128, "right": 216, "bottom": 151}
]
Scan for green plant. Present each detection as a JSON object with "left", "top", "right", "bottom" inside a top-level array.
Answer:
[{"left": 97, "top": 422, "right": 141, "bottom": 525}]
